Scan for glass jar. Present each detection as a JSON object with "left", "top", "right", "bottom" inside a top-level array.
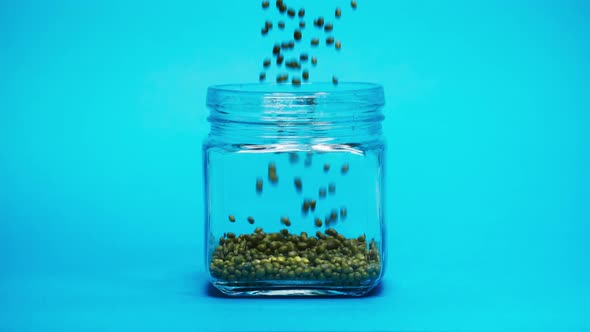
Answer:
[{"left": 203, "top": 83, "right": 385, "bottom": 296}]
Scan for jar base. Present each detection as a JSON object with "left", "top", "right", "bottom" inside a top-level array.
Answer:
[{"left": 211, "top": 281, "right": 379, "bottom": 296}]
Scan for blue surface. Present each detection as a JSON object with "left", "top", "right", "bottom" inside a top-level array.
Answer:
[{"left": 1, "top": 0, "right": 589, "bottom": 331}]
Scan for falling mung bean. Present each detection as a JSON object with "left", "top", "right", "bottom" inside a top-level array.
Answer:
[
  {"left": 310, "top": 199, "right": 317, "bottom": 211},
  {"left": 341, "top": 163, "right": 349, "bottom": 173},
  {"left": 328, "top": 183, "right": 335, "bottom": 194},
  {"left": 330, "top": 209, "right": 338, "bottom": 222},
  {"left": 281, "top": 216, "right": 291, "bottom": 227},
  {"left": 314, "top": 17, "right": 325, "bottom": 28},
  {"left": 268, "top": 162, "right": 279, "bottom": 183},
  {"left": 302, "top": 200, "right": 310, "bottom": 213},
  {"left": 289, "top": 152, "right": 298, "bottom": 163},
  {"left": 294, "top": 177, "right": 302, "bottom": 191}
]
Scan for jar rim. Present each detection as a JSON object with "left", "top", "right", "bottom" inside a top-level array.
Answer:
[
  {"left": 206, "top": 82, "right": 385, "bottom": 144},
  {"left": 208, "top": 82, "right": 383, "bottom": 96}
]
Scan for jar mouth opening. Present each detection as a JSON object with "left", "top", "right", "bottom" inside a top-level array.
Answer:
[
  {"left": 206, "top": 82, "right": 385, "bottom": 133},
  {"left": 208, "top": 82, "right": 383, "bottom": 96}
]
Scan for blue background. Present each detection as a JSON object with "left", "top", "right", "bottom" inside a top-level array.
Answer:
[{"left": 1, "top": 0, "right": 589, "bottom": 331}]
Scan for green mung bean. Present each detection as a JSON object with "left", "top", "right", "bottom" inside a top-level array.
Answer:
[
  {"left": 325, "top": 228, "right": 338, "bottom": 237},
  {"left": 314, "top": 17, "right": 325, "bottom": 28},
  {"left": 281, "top": 216, "right": 291, "bottom": 227},
  {"left": 268, "top": 162, "right": 279, "bottom": 183},
  {"left": 330, "top": 210, "right": 338, "bottom": 222},
  {"left": 341, "top": 163, "right": 349, "bottom": 173},
  {"left": 315, "top": 218, "right": 323, "bottom": 227},
  {"left": 294, "top": 177, "right": 302, "bottom": 191}
]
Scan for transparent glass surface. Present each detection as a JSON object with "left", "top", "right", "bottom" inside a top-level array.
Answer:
[{"left": 204, "top": 83, "right": 385, "bottom": 296}]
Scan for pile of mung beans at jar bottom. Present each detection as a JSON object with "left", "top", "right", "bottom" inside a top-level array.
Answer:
[
  {"left": 210, "top": 156, "right": 382, "bottom": 286},
  {"left": 210, "top": 228, "right": 381, "bottom": 285},
  {"left": 258, "top": 0, "right": 359, "bottom": 86}
]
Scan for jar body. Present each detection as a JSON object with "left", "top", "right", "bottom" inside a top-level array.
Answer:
[{"left": 203, "top": 83, "right": 385, "bottom": 296}]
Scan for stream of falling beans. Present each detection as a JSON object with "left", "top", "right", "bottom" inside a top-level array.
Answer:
[{"left": 259, "top": 0, "right": 359, "bottom": 85}]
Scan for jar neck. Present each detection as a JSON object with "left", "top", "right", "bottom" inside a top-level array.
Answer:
[{"left": 206, "top": 83, "right": 385, "bottom": 146}]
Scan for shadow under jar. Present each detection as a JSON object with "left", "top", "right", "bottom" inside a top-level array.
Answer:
[{"left": 203, "top": 83, "right": 386, "bottom": 296}]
